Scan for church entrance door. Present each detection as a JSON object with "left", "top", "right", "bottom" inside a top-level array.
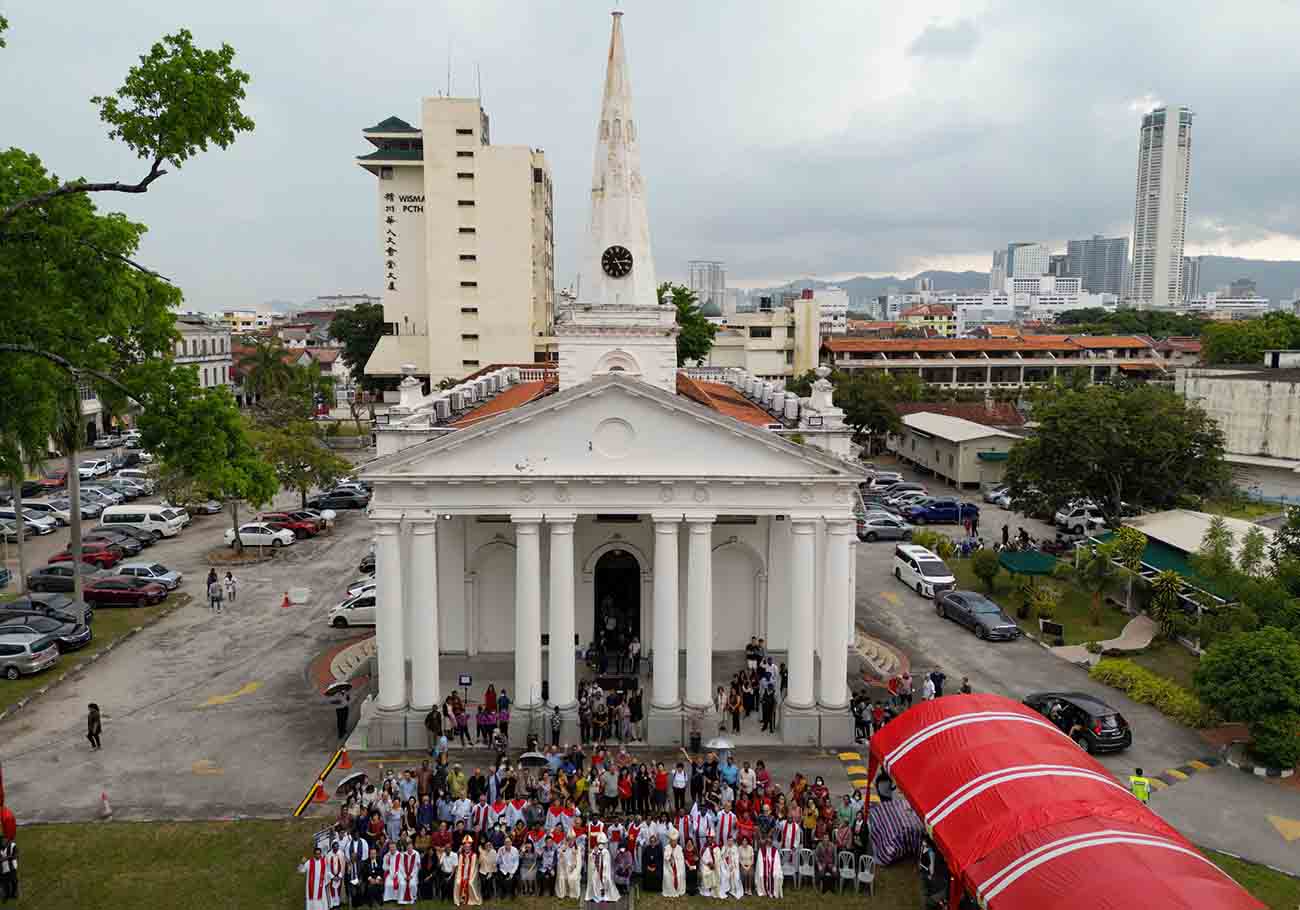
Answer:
[{"left": 593, "top": 549, "right": 640, "bottom": 665}]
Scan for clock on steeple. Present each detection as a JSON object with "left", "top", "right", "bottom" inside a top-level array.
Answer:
[{"left": 601, "top": 245, "right": 634, "bottom": 278}]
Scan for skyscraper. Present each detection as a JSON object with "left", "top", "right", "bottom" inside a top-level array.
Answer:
[
  {"left": 688, "top": 260, "right": 726, "bottom": 317},
  {"left": 1130, "top": 106, "right": 1194, "bottom": 307},
  {"left": 1183, "top": 256, "right": 1202, "bottom": 301},
  {"left": 1066, "top": 234, "right": 1129, "bottom": 295}
]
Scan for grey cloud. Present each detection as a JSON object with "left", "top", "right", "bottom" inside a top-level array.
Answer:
[{"left": 906, "top": 19, "right": 979, "bottom": 58}]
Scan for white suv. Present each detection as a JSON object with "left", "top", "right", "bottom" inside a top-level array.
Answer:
[
  {"left": 1055, "top": 502, "right": 1105, "bottom": 534},
  {"left": 893, "top": 543, "right": 956, "bottom": 598},
  {"left": 78, "top": 459, "right": 112, "bottom": 479}
]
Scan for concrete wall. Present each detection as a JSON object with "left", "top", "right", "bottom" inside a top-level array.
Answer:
[{"left": 1181, "top": 371, "right": 1300, "bottom": 460}]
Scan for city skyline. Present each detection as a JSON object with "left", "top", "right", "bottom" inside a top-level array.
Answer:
[{"left": 5, "top": 2, "right": 1300, "bottom": 309}]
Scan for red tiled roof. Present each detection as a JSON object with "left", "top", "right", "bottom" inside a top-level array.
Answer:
[
  {"left": 675, "top": 374, "right": 776, "bottom": 428},
  {"left": 1156, "top": 336, "right": 1203, "bottom": 353},
  {"left": 901, "top": 304, "right": 954, "bottom": 318},
  {"left": 893, "top": 401, "right": 1026, "bottom": 428},
  {"left": 981, "top": 325, "right": 1021, "bottom": 338},
  {"left": 823, "top": 334, "right": 1156, "bottom": 355},
  {"left": 450, "top": 380, "right": 557, "bottom": 427},
  {"left": 305, "top": 348, "right": 340, "bottom": 364},
  {"left": 1068, "top": 335, "right": 1153, "bottom": 350}
]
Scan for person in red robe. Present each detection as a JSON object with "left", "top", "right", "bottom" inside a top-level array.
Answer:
[{"left": 298, "top": 847, "right": 330, "bottom": 910}]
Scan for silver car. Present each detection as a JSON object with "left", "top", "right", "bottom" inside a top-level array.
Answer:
[
  {"left": 858, "top": 516, "right": 914, "bottom": 542},
  {"left": 116, "top": 561, "right": 184, "bottom": 590},
  {"left": 0, "top": 632, "right": 60, "bottom": 679}
]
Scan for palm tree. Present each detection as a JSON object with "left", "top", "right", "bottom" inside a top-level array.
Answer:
[
  {"left": 237, "top": 339, "right": 293, "bottom": 404},
  {"left": 1054, "top": 543, "right": 1122, "bottom": 628},
  {"left": 1147, "top": 570, "right": 1185, "bottom": 640}
]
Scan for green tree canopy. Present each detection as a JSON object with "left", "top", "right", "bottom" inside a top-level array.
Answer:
[
  {"left": 1201, "top": 313, "right": 1300, "bottom": 365},
  {"left": 658, "top": 282, "right": 717, "bottom": 366},
  {"left": 1005, "top": 383, "right": 1227, "bottom": 522},
  {"left": 1195, "top": 626, "right": 1300, "bottom": 725},
  {"left": 253, "top": 420, "right": 351, "bottom": 510},
  {"left": 328, "top": 302, "right": 393, "bottom": 394}
]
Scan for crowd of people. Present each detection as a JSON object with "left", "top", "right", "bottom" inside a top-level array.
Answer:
[{"left": 298, "top": 745, "right": 873, "bottom": 907}]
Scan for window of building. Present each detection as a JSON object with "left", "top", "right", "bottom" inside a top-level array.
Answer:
[
  {"left": 457, "top": 150, "right": 473, "bottom": 158},
  {"left": 460, "top": 281, "right": 478, "bottom": 288},
  {"left": 455, "top": 128, "right": 473, "bottom": 136},
  {"left": 457, "top": 200, "right": 475, "bottom": 207},
  {"left": 785, "top": 350, "right": 794, "bottom": 365},
  {"left": 533, "top": 167, "right": 544, "bottom": 184},
  {"left": 462, "top": 359, "right": 480, "bottom": 367},
  {"left": 379, "top": 167, "right": 393, "bottom": 180},
  {"left": 749, "top": 327, "right": 772, "bottom": 338},
  {"left": 461, "top": 307, "right": 479, "bottom": 314},
  {"left": 459, "top": 254, "right": 477, "bottom": 262},
  {"left": 459, "top": 227, "right": 476, "bottom": 234},
  {"left": 461, "top": 334, "right": 479, "bottom": 341},
  {"left": 457, "top": 172, "right": 474, "bottom": 179}
]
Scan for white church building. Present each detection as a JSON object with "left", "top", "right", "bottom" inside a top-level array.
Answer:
[{"left": 356, "top": 10, "right": 865, "bottom": 749}]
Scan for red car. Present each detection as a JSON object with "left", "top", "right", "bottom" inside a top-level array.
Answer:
[
  {"left": 257, "top": 512, "right": 319, "bottom": 539},
  {"left": 82, "top": 576, "right": 166, "bottom": 607},
  {"left": 49, "top": 541, "right": 122, "bottom": 568},
  {"left": 288, "top": 510, "right": 327, "bottom": 533},
  {"left": 40, "top": 469, "right": 68, "bottom": 491}
]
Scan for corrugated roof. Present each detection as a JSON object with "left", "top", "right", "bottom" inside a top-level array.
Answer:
[
  {"left": 450, "top": 380, "right": 557, "bottom": 428},
  {"left": 894, "top": 401, "right": 1026, "bottom": 427},
  {"left": 675, "top": 374, "right": 777, "bottom": 428},
  {"left": 900, "top": 411, "right": 1022, "bottom": 442},
  {"left": 1069, "top": 335, "right": 1154, "bottom": 349},
  {"left": 1124, "top": 509, "right": 1274, "bottom": 562},
  {"left": 901, "top": 304, "right": 954, "bottom": 318},
  {"left": 824, "top": 336, "right": 1080, "bottom": 353}
]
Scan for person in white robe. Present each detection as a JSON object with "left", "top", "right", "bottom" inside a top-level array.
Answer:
[
  {"left": 325, "top": 842, "right": 346, "bottom": 908},
  {"left": 755, "top": 842, "right": 783, "bottom": 898},
  {"left": 556, "top": 836, "right": 583, "bottom": 900},
  {"left": 453, "top": 836, "right": 482, "bottom": 906},
  {"left": 397, "top": 842, "right": 421, "bottom": 906},
  {"left": 584, "top": 832, "right": 620, "bottom": 903},
  {"left": 718, "top": 837, "right": 743, "bottom": 898},
  {"left": 662, "top": 828, "right": 687, "bottom": 899},
  {"left": 381, "top": 843, "right": 404, "bottom": 903},
  {"left": 699, "top": 837, "right": 721, "bottom": 898},
  {"left": 298, "top": 847, "right": 330, "bottom": 910}
]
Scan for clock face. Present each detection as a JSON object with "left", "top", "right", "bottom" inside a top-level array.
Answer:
[{"left": 602, "top": 245, "right": 634, "bottom": 278}]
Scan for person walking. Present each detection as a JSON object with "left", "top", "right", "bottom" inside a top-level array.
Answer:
[
  {"left": 206, "top": 567, "right": 218, "bottom": 589},
  {"left": 1129, "top": 767, "right": 1152, "bottom": 805},
  {"left": 971, "top": 511, "right": 980, "bottom": 537},
  {"left": 86, "top": 702, "right": 102, "bottom": 751},
  {"left": 208, "top": 577, "right": 224, "bottom": 613},
  {"left": 0, "top": 834, "right": 17, "bottom": 902},
  {"left": 223, "top": 571, "right": 238, "bottom": 604},
  {"left": 629, "top": 637, "right": 641, "bottom": 676},
  {"left": 1001, "top": 524, "right": 1009, "bottom": 548},
  {"left": 331, "top": 687, "right": 351, "bottom": 740}
]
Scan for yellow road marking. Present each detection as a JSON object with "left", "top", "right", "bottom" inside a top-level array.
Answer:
[
  {"left": 1165, "top": 769, "right": 1188, "bottom": 781},
  {"left": 192, "top": 759, "right": 224, "bottom": 776},
  {"left": 844, "top": 765, "right": 868, "bottom": 776},
  {"left": 1188, "top": 760, "right": 1210, "bottom": 771},
  {"left": 879, "top": 592, "right": 901, "bottom": 606},
  {"left": 202, "top": 681, "right": 262, "bottom": 706},
  {"left": 837, "top": 752, "right": 861, "bottom": 761},
  {"left": 1148, "top": 779, "right": 1169, "bottom": 790},
  {"left": 1268, "top": 815, "right": 1300, "bottom": 843}
]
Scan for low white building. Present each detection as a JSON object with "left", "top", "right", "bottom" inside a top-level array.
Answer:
[
  {"left": 887, "top": 412, "right": 1020, "bottom": 488},
  {"left": 174, "top": 314, "right": 233, "bottom": 391},
  {"left": 813, "top": 286, "right": 849, "bottom": 334}
]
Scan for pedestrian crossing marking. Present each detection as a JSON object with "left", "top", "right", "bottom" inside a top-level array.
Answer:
[
  {"left": 1148, "top": 778, "right": 1169, "bottom": 790},
  {"left": 191, "top": 759, "right": 224, "bottom": 776},
  {"left": 1165, "top": 768, "right": 1188, "bottom": 780},
  {"left": 1188, "top": 760, "right": 1210, "bottom": 771},
  {"left": 837, "top": 752, "right": 861, "bottom": 761},
  {"left": 879, "top": 592, "right": 901, "bottom": 606},
  {"left": 1268, "top": 815, "right": 1300, "bottom": 843},
  {"left": 844, "top": 765, "right": 868, "bottom": 776},
  {"left": 202, "top": 681, "right": 262, "bottom": 706}
]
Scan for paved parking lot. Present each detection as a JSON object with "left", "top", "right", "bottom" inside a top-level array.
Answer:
[
  {"left": 0, "top": 460, "right": 376, "bottom": 823},
  {"left": 853, "top": 460, "right": 1300, "bottom": 873}
]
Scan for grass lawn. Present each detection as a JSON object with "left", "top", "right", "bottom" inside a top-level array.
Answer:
[
  {"left": 14, "top": 819, "right": 923, "bottom": 909},
  {"left": 0, "top": 594, "right": 184, "bottom": 713},
  {"left": 1202, "top": 498, "right": 1283, "bottom": 521},
  {"left": 950, "top": 558, "right": 1129, "bottom": 646},
  {"left": 11, "top": 820, "right": 1296, "bottom": 908},
  {"left": 1129, "top": 638, "right": 1202, "bottom": 691}
]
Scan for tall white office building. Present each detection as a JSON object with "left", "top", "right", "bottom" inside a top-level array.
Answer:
[
  {"left": 688, "top": 260, "right": 727, "bottom": 317},
  {"left": 1130, "top": 106, "right": 1194, "bottom": 308}
]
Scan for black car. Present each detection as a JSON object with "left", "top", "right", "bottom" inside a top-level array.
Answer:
[
  {"left": 935, "top": 590, "right": 1022, "bottom": 641},
  {"left": 110, "top": 452, "right": 141, "bottom": 471},
  {"left": 82, "top": 532, "right": 144, "bottom": 557},
  {"left": 27, "top": 563, "right": 103, "bottom": 596},
  {"left": 358, "top": 553, "right": 376, "bottom": 575},
  {"left": 0, "top": 613, "right": 92, "bottom": 652},
  {"left": 101, "top": 480, "right": 142, "bottom": 501},
  {"left": 0, "top": 480, "right": 46, "bottom": 503},
  {"left": 0, "top": 593, "right": 93, "bottom": 627},
  {"left": 308, "top": 491, "right": 370, "bottom": 510},
  {"left": 1024, "top": 691, "right": 1132, "bottom": 754},
  {"left": 93, "top": 525, "right": 156, "bottom": 549}
]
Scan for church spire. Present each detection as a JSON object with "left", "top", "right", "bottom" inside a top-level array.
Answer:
[{"left": 578, "top": 9, "right": 658, "bottom": 309}]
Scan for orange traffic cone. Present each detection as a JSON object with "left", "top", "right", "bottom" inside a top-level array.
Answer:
[
  {"left": 281, "top": 592, "right": 291, "bottom": 609},
  {"left": 99, "top": 791, "right": 113, "bottom": 819},
  {"left": 312, "top": 780, "right": 328, "bottom": 803},
  {"left": 338, "top": 749, "right": 352, "bottom": 770}
]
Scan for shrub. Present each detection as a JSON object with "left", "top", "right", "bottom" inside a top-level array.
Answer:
[
  {"left": 910, "top": 530, "right": 943, "bottom": 553},
  {"left": 1089, "top": 658, "right": 1217, "bottom": 728},
  {"left": 1248, "top": 712, "right": 1300, "bottom": 770},
  {"left": 971, "top": 548, "right": 1001, "bottom": 593},
  {"left": 1085, "top": 641, "right": 1103, "bottom": 654}
]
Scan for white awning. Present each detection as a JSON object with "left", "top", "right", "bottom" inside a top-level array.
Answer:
[{"left": 364, "top": 335, "right": 428, "bottom": 376}]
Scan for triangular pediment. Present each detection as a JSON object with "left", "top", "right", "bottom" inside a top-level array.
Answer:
[{"left": 361, "top": 374, "right": 860, "bottom": 480}]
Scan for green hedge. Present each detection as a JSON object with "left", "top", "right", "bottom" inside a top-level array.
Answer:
[{"left": 1089, "top": 658, "right": 1218, "bottom": 728}]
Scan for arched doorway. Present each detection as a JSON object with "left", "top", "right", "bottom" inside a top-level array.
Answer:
[{"left": 594, "top": 549, "right": 640, "bottom": 655}]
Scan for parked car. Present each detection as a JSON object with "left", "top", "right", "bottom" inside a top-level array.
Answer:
[
  {"left": 137, "top": 450, "right": 155, "bottom": 464},
  {"left": 1024, "top": 691, "right": 1132, "bottom": 754},
  {"left": 257, "top": 512, "right": 319, "bottom": 538},
  {"left": 0, "top": 593, "right": 93, "bottom": 627},
  {"left": 885, "top": 490, "right": 929, "bottom": 510},
  {"left": 865, "top": 473, "right": 904, "bottom": 491},
  {"left": 21, "top": 500, "right": 71, "bottom": 526},
  {"left": 893, "top": 543, "right": 956, "bottom": 598},
  {"left": 158, "top": 506, "right": 190, "bottom": 529},
  {"left": 903, "top": 497, "right": 980, "bottom": 526},
  {"left": 49, "top": 541, "right": 124, "bottom": 569},
  {"left": 39, "top": 469, "right": 68, "bottom": 491},
  {"left": 358, "top": 553, "right": 376, "bottom": 575},
  {"left": 82, "top": 532, "right": 144, "bottom": 558},
  {"left": 52, "top": 496, "right": 102, "bottom": 519},
  {"left": 0, "top": 568, "right": 10, "bottom": 590},
  {"left": 288, "top": 510, "right": 328, "bottom": 533},
  {"left": 80, "top": 486, "right": 123, "bottom": 506},
  {"left": 0, "top": 613, "right": 92, "bottom": 652},
  {"left": 99, "top": 505, "right": 182, "bottom": 540},
  {"left": 0, "top": 508, "right": 58, "bottom": 535},
  {"left": 78, "top": 458, "right": 112, "bottom": 478},
  {"left": 935, "top": 590, "right": 1022, "bottom": 640},
  {"left": 335, "top": 478, "right": 373, "bottom": 493},
  {"left": 110, "top": 452, "right": 142, "bottom": 471},
  {"left": 27, "top": 563, "right": 104, "bottom": 596},
  {"left": 328, "top": 592, "right": 376, "bottom": 627},
  {"left": 93, "top": 524, "right": 157, "bottom": 549},
  {"left": 102, "top": 479, "right": 145, "bottom": 500},
  {"left": 0, "top": 633, "right": 61, "bottom": 679},
  {"left": 858, "top": 516, "right": 914, "bottom": 542},
  {"left": 82, "top": 576, "right": 167, "bottom": 607},
  {"left": 224, "top": 523, "right": 296, "bottom": 548},
  {"left": 346, "top": 577, "right": 377, "bottom": 598},
  {"left": 0, "top": 519, "right": 34, "bottom": 542},
  {"left": 1054, "top": 503, "right": 1106, "bottom": 535},
  {"left": 308, "top": 490, "right": 370, "bottom": 510},
  {"left": 983, "top": 484, "right": 1010, "bottom": 504},
  {"left": 116, "top": 561, "right": 183, "bottom": 590},
  {"left": 115, "top": 469, "right": 156, "bottom": 493},
  {"left": 0, "top": 480, "right": 46, "bottom": 501}
]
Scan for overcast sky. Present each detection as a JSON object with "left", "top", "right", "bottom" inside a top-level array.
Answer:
[{"left": 5, "top": 1, "right": 1300, "bottom": 308}]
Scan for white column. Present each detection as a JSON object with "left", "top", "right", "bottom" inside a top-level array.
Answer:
[
  {"left": 819, "top": 518, "right": 854, "bottom": 708},
  {"left": 513, "top": 516, "right": 543, "bottom": 708},
  {"left": 374, "top": 519, "right": 407, "bottom": 712},
  {"left": 786, "top": 518, "right": 817, "bottom": 709},
  {"left": 651, "top": 515, "right": 680, "bottom": 708},
  {"left": 685, "top": 516, "right": 715, "bottom": 708},
  {"left": 547, "top": 515, "right": 577, "bottom": 708},
  {"left": 408, "top": 519, "right": 440, "bottom": 712}
]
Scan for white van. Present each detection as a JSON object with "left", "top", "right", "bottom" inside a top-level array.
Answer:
[
  {"left": 893, "top": 543, "right": 957, "bottom": 598},
  {"left": 98, "top": 504, "right": 183, "bottom": 540}
]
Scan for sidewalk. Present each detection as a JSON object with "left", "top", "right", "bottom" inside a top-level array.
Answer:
[{"left": 1050, "top": 614, "right": 1156, "bottom": 666}]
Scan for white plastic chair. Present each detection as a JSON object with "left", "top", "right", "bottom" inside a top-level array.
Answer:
[
  {"left": 779, "top": 847, "right": 797, "bottom": 887},
  {"left": 837, "top": 851, "right": 857, "bottom": 892},
  {"left": 796, "top": 847, "right": 815, "bottom": 888},
  {"left": 858, "top": 853, "right": 876, "bottom": 895}
]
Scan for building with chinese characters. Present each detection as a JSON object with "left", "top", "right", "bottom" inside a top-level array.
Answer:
[
  {"left": 354, "top": 10, "right": 865, "bottom": 751},
  {"left": 358, "top": 99, "right": 555, "bottom": 385}
]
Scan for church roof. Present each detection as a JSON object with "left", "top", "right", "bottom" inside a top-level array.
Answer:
[
  {"left": 450, "top": 379, "right": 557, "bottom": 428},
  {"left": 675, "top": 374, "right": 777, "bottom": 428}
]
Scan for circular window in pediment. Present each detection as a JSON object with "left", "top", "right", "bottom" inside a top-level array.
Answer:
[{"left": 592, "top": 417, "right": 635, "bottom": 459}]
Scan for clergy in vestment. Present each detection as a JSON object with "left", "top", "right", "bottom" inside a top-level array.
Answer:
[
  {"left": 755, "top": 842, "right": 783, "bottom": 898},
  {"left": 453, "top": 836, "right": 482, "bottom": 906},
  {"left": 381, "top": 842, "right": 404, "bottom": 903},
  {"left": 397, "top": 842, "right": 420, "bottom": 905},
  {"left": 719, "top": 836, "right": 743, "bottom": 898},
  {"left": 585, "top": 832, "right": 620, "bottom": 903},
  {"left": 325, "top": 842, "right": 346, "bottom": 908},
  {"left": 298, "top": 847, "right": 330, "bottom": 910},
  {"left": 663, "top": 828, "right": 687, "bottom": 898},
  {"left": 699, "top": 837, "right": 721, "bottom": 897},
  {"left": 642, "top": 833, "right": 664, "bottom": 893},
  {"left": 556, "top": 835, "right": 583, "bottom": 900}
]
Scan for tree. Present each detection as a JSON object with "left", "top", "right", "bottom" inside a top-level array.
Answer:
[
  {"left": 1196, "top": 627, "right": 1300, "bottom": 766},
  {"left": 1193, "top": 515, "right": 1236, "bottom": 582},
  {"left": 1239, "top": 526, "right": 1269, "bottom": 577},
  {"left": 1109, "top": 526, "right": 1148, "bottom": 611},
  {"left": 328, "top": 302, "right": 395, "bottom": 396},
  {"left": 1054, "top": 543, "right": 1122, "bottom": 627},
  {"left": 1004, "top": 383, "right": 1227, "bottom": 523},
  {"left": 1147, "top": 570, "right": 1186, "bottom": 641},
  {"left": 1269, "top": 506, "right": 1300, "bottom": 566},
  {"left": 658, "top": 282, "right": 717, "bottom": 366},
  {"left": 253, "top": 420, "right": 351, "bottom": 509},
  {"left": 237, "top": 338, "right": 294, "bottom": 404},
  {"left": 1201, "top": 313, "right": 1300, "bottom": 366},
  {"left": 971, "top": 548, "right": 1001, "bottom": 593}
]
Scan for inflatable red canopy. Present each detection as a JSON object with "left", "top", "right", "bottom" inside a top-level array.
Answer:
[{"left": 866, "top": 693, "right": 1262, "bottom": 909}]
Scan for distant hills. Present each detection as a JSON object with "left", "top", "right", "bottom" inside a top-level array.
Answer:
[{"left": 756, "top": 256, "right": 1300, "bottom": 311}]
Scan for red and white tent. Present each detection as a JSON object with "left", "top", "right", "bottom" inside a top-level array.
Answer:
[{"left": 866, "top": 694, "right": 1263, "bottom": 909}]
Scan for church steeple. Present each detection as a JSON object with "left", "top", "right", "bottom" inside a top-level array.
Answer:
[{"left": 578, "top": 9, "right": 658, "bottom": 309}]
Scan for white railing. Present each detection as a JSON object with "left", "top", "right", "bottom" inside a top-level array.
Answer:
[{"left": 518, "top": 367, "right": 558, "bottom": 382}]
